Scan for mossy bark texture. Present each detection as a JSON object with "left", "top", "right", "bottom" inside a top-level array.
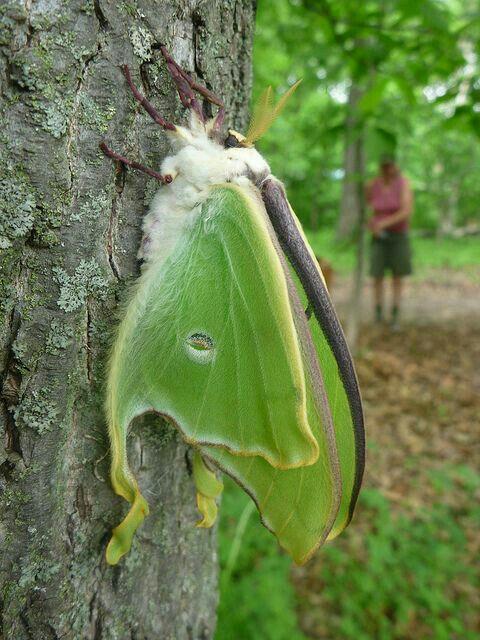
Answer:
[{"left": 0, "top": 1, "right": 255, "bottom": 638}]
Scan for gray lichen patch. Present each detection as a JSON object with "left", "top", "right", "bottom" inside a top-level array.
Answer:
[
  {"left": 70, "top": 191, "right": 111, "bottom": 222},
  {"left": 51, "top": 30, "right": 93, "bottom": 63},
  {"left": 0, "top": 281, "right": 16, "bottom": 314},
  {"left": 117, "top": 0, "right": 141, "bottom": 17},
  {"left": 129, "top": 25, "right": 154, "bottom": 62},
  {"left": 18, "top": 551, "right": 62, "bottom": 589},
  {"left": 14, "top": 389, "right": 59, "bottom": 435},
  {"left": 46, "top": 319, "right": 74, "bottom": 355},
  {"left": 0, "top": 1, "right": 28, "bottom": 47},
  {"left": 19, "top": 66, "right": 74, "bottom": 138},
  {"left": 79, "top": 94, "right": 116, "bottom": 133},
  {"left": 53, "top": 258, "right": 108, "bottom": 312},
  {"left": 0, "top": 168, "right": 37, "bottom": 248},
  {"left": 8, "top": 28, "right": 97, "bottom": 139},
  {"left": 80, "top": 0, "right": 94, "bottom": 16},
  {"left": 39, "top": 100, "right": 72, "bottom": 138}
]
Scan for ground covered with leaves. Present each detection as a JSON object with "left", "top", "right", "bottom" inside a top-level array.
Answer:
[{"left": 216, "top": 269, "right": 480, "bottom": 640}]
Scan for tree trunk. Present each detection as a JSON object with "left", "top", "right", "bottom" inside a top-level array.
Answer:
[
  {"left": 438, "top": 181, "right": 459, "bottom": 236},
  {"left": 0, "top": 1, "right": 255, "bottom": 638},
  {"left": 336, "top": 83, "right": 364, "bottom": 240},
  {"left": 345, "top": 130, "right": 366, "bottom": 353}
]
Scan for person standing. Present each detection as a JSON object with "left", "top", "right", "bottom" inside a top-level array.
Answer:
[{"left": 366, "top": 155, "right": 414, "bottom": 329}]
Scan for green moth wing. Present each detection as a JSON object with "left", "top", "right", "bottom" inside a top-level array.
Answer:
[
  {"left": 106, "top": 180, "right": 364, "bottom": 566},
  {"left": 197, "top": 190, "right": 362, "bottom": 563},
  {"left": 200, "top": 276, "right": 359, "bottom": 563},
  {"left": 199, "top": 300, "right": 344, "bottom": 563},
  {"left": 106, "top": 183, "right": 324, "bottom": 563},
  {"left": 261, "top": 177, "right": 365, "bottom": 540}
]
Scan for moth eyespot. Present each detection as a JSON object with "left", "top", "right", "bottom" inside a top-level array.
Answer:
[{"left": 185, "top": 332, "right": 215, "bottom": 364}]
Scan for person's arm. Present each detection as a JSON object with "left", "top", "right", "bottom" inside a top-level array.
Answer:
[{"left": 374, "top": 178, "right": 413, "bottom": 232}]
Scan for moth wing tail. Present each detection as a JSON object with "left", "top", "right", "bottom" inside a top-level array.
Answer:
[
  {"left": 106, "top": 483, "right": 149, "bottom": 566},
  {"left": 106, "top": 413, "right": 150, "bottom": 565},
  {"left": 193, "top": 450, "right": 223, "bottom": 528},
  {"left": 195, "top": 494, "right": 218, "bottom": 529}
]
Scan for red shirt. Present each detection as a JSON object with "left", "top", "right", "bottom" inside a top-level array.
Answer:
[{"left": 368, "top": 174, "right": 409, "bottom": 233}]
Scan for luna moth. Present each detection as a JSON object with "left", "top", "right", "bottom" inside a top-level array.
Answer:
[{"left": 100, "top": 46, "right": 365, "bottom": 566}]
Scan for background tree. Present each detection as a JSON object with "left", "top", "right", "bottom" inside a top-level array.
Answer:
[
  {"left": 253, "top": 0, "right": 479, "bottom": 348},
  {"left": 0, "top": 1, "right": 255, "bottom": 638},
  {"left": 253, "top": 0, "right": 480, "bottom": 237}
]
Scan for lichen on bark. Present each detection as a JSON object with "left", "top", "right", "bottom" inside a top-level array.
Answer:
[{"left": 0, "top": 1, "right": 256, "bottom": 638}]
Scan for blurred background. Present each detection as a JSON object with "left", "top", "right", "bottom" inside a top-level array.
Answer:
[{"left": 216, "top": 1, "right": 480, "bottom": 638}]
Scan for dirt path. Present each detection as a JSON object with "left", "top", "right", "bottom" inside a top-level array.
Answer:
[{"left": 332, "top": 267, "right": 480, "bottom": 325}]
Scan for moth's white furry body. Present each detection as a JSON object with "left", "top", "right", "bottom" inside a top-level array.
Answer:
[{"left": 139, "top": 116, "right": 270, "bottom": 265}]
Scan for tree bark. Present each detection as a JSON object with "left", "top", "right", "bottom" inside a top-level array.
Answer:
[
  {"left": 0, "top": 1, "right": 255, "bottom": 638},
  {"left": 345, "top": 131, "right": 366, "bottom": 353},
  {"left": 438, "top": 181, "right": 459, "bottom": 237},
  {"left": 336, "top": 82, "right": 364, "bottom": 240}
]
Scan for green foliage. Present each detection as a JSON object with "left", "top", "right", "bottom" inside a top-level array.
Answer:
[
  {"left": 411, "top": 235, "right": 480, "bottom": 271},
  {"left": 217, "top": 467, "right": 480, "bottom": 640},
  {"left": 252, "top": 0, "right": 480, "bottom": 234},
  {"left": 303, "top": 481, "right": 480, "bottom": 640},
  {"left": 215, "top": 478, "right": 307, "bottom": 640}
]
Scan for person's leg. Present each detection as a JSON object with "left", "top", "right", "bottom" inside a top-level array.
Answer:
[
  {"left": 370, "top": 237, "right": 385, "bottom": 322},
  {"left": 392, "top": 276, "right": 403, "bottom": 327},
  {"left": 374, "top": 277, "right": 384, "bottom": 322},
  {"left": 390, "top": 233, "right": 412, "bottom": 328}
]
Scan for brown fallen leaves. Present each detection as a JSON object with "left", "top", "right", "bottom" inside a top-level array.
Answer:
[{"left": 357, "top": 321, "right": 479, "bottom": 507}]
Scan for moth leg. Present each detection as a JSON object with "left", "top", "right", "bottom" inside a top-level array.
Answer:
[
  {"left": 99, "top": 142, "right": 167, "bottom": 183},
  {"left": 121, "top": 64, "right": 176, "bottom": 131},
  {"left": 192, "top": 451, "right": 223, "bottom": 528},
  {"left": 160, "top": 45, "right": 224, "bottom": 123},
  {"left": 159, "top": 51, "right": 204, "bottom": 121},
  {"left": 105, "top": 418, "right": 150, "bottom": 565},
  {"left": 210, "top": 107, "right": 225, "bottom": 133}
]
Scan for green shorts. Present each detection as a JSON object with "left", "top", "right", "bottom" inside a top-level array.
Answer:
[{"left": 369, "top": 232, "right": 412, "bottom": 278}]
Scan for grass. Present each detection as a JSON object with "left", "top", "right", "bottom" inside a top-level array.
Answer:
[
  {"left": 305, "top": 229, "right": 480, "bottom": 275},
  {"left": 295, "top": 483, "right": 480, "bottom": 640},
  {"left": 215, "top": 477, "right": 307, "bottom": 640},
  {"left": 215, "top": 465, "right": 480, "bottom": 640}
]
